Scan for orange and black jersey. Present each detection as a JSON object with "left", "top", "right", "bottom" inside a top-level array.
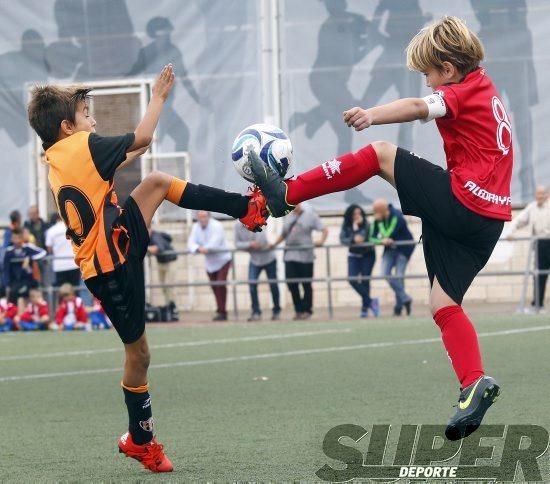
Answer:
[{"left": 45, "top": 131, "right": 135, "bottom": 280}]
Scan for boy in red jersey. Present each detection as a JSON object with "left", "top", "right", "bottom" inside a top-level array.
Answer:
[
  {"left": 0, "top": 287, "right": 18, "bottom": 332},
  {"left": 56, "top": 283, "right": 91, "bottom": 331},
  {"left": 27, "top": 64, "right": 268, "bottom": 473},
  {"left": 16, "top": 288, "right": 51, "bottom": 331},
  {"left": 250, "top": 16, "right": 509, "bottom": 441}
]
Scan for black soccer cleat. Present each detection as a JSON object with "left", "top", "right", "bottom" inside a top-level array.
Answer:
[
  {"left": 445, "top": 375, "right": 500, "bottom": 441},
  {"left": 248, "top": 149, "right": 295, "bottom": 217}
]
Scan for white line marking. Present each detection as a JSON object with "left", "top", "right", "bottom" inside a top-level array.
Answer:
[
  {"left": 0, "top": 328, "right": 352, "bottom": 362},
  {"left": 1, "top": 324, "right": 549, "bottom": 383}
]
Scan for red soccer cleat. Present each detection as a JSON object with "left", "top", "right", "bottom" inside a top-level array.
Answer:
[
  {"left": 239, "top": 187, "right": 269, "bottom": 232},
  {"left": 118, "top": 432, "right": 173, "bottom": 472}
]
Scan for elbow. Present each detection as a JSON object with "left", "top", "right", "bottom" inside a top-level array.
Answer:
[
  {"left": 412, "top": 98, "right": 428, "bottom": 120},
  {"left": 134, "top": 132, "right": 153, "bottom": 149}
]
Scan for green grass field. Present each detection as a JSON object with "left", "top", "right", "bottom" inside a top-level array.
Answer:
[{"left": 1, "top": 313, "right": 549, "bottom": 482}]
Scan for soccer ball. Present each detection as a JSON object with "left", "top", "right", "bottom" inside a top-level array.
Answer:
[{"left": 231, "top": 123, "right": 293, "bottom": 183}]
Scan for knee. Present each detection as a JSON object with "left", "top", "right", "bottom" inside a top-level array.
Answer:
[
  {"left": 127, "top": 345, "right": 151, "bottom": 371},
  {"left": 429, "top": 294, "right": 452, "bottom": 317},
  {"left": 145, "top": 170, "right": 171, "bottom": 190},
  {"left": 371, "top": 141, "right": 396, "bottom": 167}
]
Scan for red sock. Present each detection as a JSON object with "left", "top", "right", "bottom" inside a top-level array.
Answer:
[
  {"left": 433, "top": 305, "right": 484, "bottom": 388},
  {"left": 286, "top": 144, "right": 380, "bottom": 205}
]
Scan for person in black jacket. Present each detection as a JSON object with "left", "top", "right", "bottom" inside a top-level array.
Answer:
[
  {"left": 340, "top": 205, "right": 379, "bottom": 317},
  {"left": 371, "top": 199, "right": 415, "bottom": 316},
  {"left": 148, "top": 229, "right": 177, "bottom": 306},
  {"left": 24, "top": 205, "right": 50, "bottom": 249}
]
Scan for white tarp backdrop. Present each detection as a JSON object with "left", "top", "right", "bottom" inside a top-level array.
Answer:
[{"left": 0, "top": 0, "right": 547, "bottom": 220}]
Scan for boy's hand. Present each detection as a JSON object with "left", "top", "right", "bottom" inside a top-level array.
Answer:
[
  {"left": 152, "top": 64, "right": 175, "bottom": 102},
  {"left": 22, "top": 256, "right": 31, "bottom": 271},
  {"left": 343, "top": 107, "right": 374, "bottom": 131}
]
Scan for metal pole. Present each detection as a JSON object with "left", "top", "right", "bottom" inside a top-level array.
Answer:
[
  {"left": 46, "top": 257, "right": 55, "bottom": 317},
  {"left": 518, "top": 238, "right": 533, "bottom": 312},
  {"left": 231, "top": 251, "right": 239, "bottom": 320},
  {"left": 534, "top": 238, "right": 540, "bottom": 311},
  {"left": 325, "top": 245, "right": 334, "bottom": 319}
]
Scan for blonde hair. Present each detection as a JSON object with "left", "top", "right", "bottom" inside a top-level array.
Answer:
[
  {"left": 59, "top": 283, "right": 75, "bottom": 297},
  {"left": 406, "top": 16, "right": 484, "bottom": 74}
]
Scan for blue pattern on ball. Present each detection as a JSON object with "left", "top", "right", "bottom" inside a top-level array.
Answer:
[
  {"left": 232, "top": 124, "right": 293, "bottom": 182},
  {"left": 231, "top": 132, "right": 259, "bottom": 161}
]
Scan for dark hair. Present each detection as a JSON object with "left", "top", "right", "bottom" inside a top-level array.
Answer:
[
  {"left": 28, "top": 85, "right": 92, "bottom": 145},
  {"left": 11, "top": 227, "right": 23, "bottom": 236},
  {"left": 343, "top": 204, "right": 366, "bottom": 228},
  {"left": 9, "top": 210, "right": 21, "bottom": 224}
]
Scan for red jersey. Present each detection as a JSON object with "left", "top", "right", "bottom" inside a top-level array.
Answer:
[
  {"left": 433, "top": 68, "right": 513, "bottom": 221},
  {"left": 20, "top": 301, "right": 50, "bottom": 322},
  {"left": 0, "top": 298, "right": 17, "bottom": 320},
  {"left": 56, "top": 296, "right": 88, "bottom": 324},
  {"left": 92, "top": 297, "right": 106, "bottom": 315}
]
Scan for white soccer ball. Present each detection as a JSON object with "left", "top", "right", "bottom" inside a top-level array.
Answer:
[{"left": 231, "top": 123, "right": 293, "bottom": 183}]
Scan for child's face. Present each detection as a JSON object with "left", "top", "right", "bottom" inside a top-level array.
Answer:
[
  {"left": 73, "top": 101, "right": 96, "bottom": 134},
  {"left": 30, "top": 291, "right": 41, "bottom": 304},
  {"left": 12, "top": 233, "right": 23, "bottom": 247},
  {"left": 423, "top": 62, "right": 463, "bottom": 90},
  {"left": 423, "top": 67, "right": 448, "bottom": 90}
]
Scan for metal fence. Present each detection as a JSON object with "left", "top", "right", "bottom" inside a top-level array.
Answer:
[{"left": 8, "top": 235, "right": 546, "bottom": 319}]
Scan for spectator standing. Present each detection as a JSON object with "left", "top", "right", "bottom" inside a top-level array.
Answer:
[
  {"left": 340, "top": 204, "right": 379, "bottom": 318},
  {"left": 15, "top": 287, "right": 51, "bottom": 331},
  {"left": 24, "top": 205, "right": 50, "bottom": 249},
  {"left": 148, "top": 228, "right": 177, "bottom": 306},
  {"left": 371, "top": 199, "right": 415, "bottom": 316},
  {"left": 45, "top": 214, "right": 81, "bottom": 289},
  {"left": 3, "top": 228, "right": 46, "bottom": 305},
  {"left": 3, "top": 210, "right": 22, "bottom": 248},
  {"left": 272, "top": 204, "right": 328, "bottom": 320},
  {"left": 56, "top": 283, "right": 91, "bottom": 331},
  {"left": 234, "top": 222, "right": 281, "bottom": 321},
  {"left": 188, "top": 211, "right": 232, "bottom": 321},
  {"left": 507, "top": 185, "right": 550, "bottom": 312}
]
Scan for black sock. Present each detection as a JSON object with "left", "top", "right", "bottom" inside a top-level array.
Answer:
[
  {"left": 123, "top": 387, "right": 154, "bottom": 445},
  {"left": 179, "top": 183, "right": 249, "bottom": 219}
]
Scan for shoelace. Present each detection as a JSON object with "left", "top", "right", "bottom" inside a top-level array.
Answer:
[
  {"left": 248, "top": 189, "right": 269, "bottom": 222},
  {"left": 452, "top": 392, "right": 468, "bottom": 408},
  {"left": 141, "top": 441, "right": 166, "bottom": 467}
]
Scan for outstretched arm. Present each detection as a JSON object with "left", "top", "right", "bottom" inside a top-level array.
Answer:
[
  {"left": 343, "top": 98, "right": 429, "bottom": 132},
  {"left": 129, "top": 64, "right": 175, "bottom": 151}
]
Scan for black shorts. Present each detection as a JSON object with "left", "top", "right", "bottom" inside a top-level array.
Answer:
[
  {"left": 85, "top": 196, "right": 150, "bottom": 344},
  {"left": 8, "top": 279, "right": 38, "bottom": 304},
  {"left": 394, "top": 148, "right": 504, "bottom": 304}
]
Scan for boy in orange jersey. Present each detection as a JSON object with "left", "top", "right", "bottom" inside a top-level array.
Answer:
[{"left": 27, "top": 64, "right": 267, "bottom": 472}]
